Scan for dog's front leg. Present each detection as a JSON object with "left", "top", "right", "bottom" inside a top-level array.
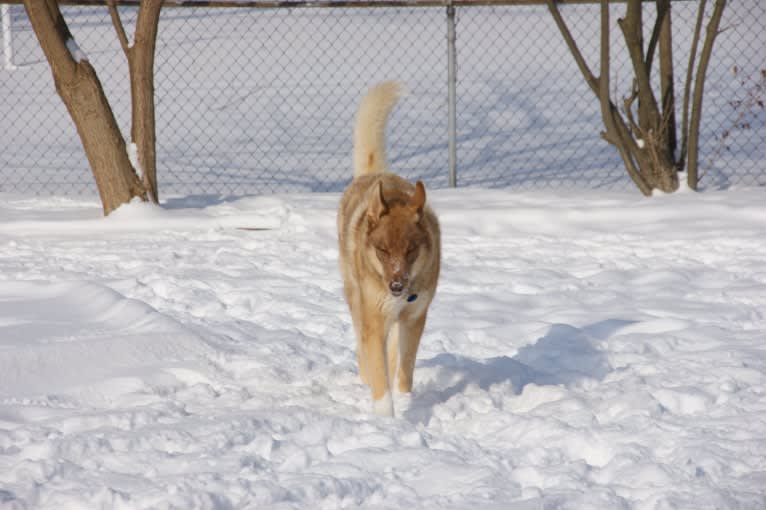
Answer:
[
  {"left": 361, "top": 307, "right": 394, "bottom": 417},
  {"left": 397, "top": 310, "right": 427, "bottom": 394}
]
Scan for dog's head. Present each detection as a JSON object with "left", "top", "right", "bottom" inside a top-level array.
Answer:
[{"left": 366, "top": 180, "right": 428, "bottom": 297}]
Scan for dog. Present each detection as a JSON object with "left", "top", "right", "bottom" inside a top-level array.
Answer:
[{"left": 337, "top": 81, "right": 441, "bottom": 417}]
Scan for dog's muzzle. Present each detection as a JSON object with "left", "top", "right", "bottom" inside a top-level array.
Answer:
[{"left": 389, "top": 280, "right": 406, "bottom": 297}]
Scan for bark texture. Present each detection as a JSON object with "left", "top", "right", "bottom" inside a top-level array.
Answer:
[
  {"left": 109, "top": 0, "right": 162, "bottom": 203},
  {"left": 24, "top": 0, "right": 147, "bottom": 215}
]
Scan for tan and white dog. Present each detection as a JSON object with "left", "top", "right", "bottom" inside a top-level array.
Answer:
[{"left": 337, "top": 81, "right": 441, "bottom": 417}]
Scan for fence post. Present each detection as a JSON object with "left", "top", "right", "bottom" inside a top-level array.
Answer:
[
  {"left": 2, "top": 4, "right": 16, "bottom": 71},
  {"left": 446, "top": 1, "right": 457, "bottom": 187}
]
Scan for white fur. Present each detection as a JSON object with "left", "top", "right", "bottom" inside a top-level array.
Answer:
[
  {"left": 379, "top": 291, "right": 408, "bottom": 318},
  {"left": 372, "top": 392, "right": 394, "bottom": 417},
  {"left": 352, "top": 81, "right": 403, "bottom": 177}
]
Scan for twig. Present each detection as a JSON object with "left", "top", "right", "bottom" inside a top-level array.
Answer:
[{"left": 107, "top": 0, "right": 131, "bottom": 56}]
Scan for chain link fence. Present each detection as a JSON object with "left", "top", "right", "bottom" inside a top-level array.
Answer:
[{"left": 1, "top": 1, "right": 764, "bottom": 197}]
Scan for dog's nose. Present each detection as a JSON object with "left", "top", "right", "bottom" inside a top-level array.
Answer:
[{"left": 389, "top": 281, "right": 404, "bottom": 295}]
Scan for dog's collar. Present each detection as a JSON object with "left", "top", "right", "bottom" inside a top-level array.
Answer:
[{"left": 407, "top": 294, "right": 418, "bottom": 303}]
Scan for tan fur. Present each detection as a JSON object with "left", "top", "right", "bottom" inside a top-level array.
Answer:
[
  {"left": 352, "top": 81, "right": 402, "bottom": 178},
  {"left": 338, "top": 81, "right": 441, "bottom": 417}
]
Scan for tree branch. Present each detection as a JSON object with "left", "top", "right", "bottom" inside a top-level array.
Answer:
[
  {"left": 679, "top": 0, "right": 707, "bottom": 174},
  {"left": 598, "top": 0, "right": 614, "bottom": 133},
  {"left": 129, "top": 0, "right": 163, "bottom": 203},
  {"left": 623, "top": 83, "right": 641, "bottom": 135},
  {"left": 619, "top": 0, "right": 661, "bottom": 129},
  {"left": 656, "top": 0, "right": 677, "bottom": 160},
  {"left": 546, "top": 0, "right": 599, "bottom": 96},
  {"left": 107, "top": 0, "right": 131, "bottom": 57},
  {"left": 597, "top": 0, "right": 650, "bottom": 195},
  {"left": 644, "top": 0, "right": 669, "bottom": 73},
  {"left": 687, "top": 0, "right": 726, "bottom": 189}
]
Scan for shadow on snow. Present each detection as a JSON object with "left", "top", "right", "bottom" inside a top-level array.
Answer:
[{"left": 405, "top": 319, "right": 634, "bottom": 424}]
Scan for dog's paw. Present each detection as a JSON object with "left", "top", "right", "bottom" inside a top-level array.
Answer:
[{"left": 372, "top": 392, "right": 394, "bottom": 417}]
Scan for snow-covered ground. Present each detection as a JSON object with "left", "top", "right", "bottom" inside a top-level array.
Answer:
[
  {"left": 2, "top": 187, "right": 766, "bottom": 509},
  {"left": 1, "top": 1, "right": 765, "bottom": 507}
]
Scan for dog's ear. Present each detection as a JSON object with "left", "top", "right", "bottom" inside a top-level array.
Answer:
[
  {"left": 411, "top": 180, "right": 426, "bottom": 220},
  {"left": 367, "top": 180, "right": 389, "bottom": 223}
]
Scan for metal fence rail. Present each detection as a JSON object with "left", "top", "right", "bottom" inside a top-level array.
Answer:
[{"left": 1, "top": 0, "right": 764, "bottom": 197}]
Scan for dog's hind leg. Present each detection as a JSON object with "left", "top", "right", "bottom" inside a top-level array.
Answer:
[{"left": 397, "top": 312, "right": 427, "bottom": 394}]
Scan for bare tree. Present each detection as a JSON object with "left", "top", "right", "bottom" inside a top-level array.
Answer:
[
  {"left": 23, "top": 0, "right": 162, "bottom": 215},
  {"left": 546, "top": 0, "right": 726, "bottom": 195}
]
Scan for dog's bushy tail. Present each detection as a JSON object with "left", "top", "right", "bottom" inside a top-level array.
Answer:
[{"left": 353, "top": 81, "right": 403, "bottom": 178}]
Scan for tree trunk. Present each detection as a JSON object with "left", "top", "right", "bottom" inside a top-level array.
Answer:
[
  {"left": 58, "top": 62, "right": 148, "bottom": 213},
  {"left": 619, "top": 0, "right": 678, "bottom": 194},
  {"left": 130, "top": 6, "right": 160, "bottom": 203},
  {"left": 110, "top": 1, "right": 162, "bottom": 203},
  {"left": 657, "top": 0, "right": 677, "bottom": 161},
  {"left": 23, "top": 0, "right": 146, "bottom": 216},
  {"left": 687, "top": 0, "right": 727, "bottom": 190}
]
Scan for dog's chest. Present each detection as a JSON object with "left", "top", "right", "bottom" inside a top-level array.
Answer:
[
  {"left": 380, "top": 291, "right": 429, "bottom": 319},
  {"left": 380, "top": 293, "right": 408, "bottom": 317}
]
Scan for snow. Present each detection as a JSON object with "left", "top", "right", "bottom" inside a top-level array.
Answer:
[
  {"left": 2, "top": 188, "right": 766, "bottom": 508},
  {"left": 64, "top": 37, "right": 87, "bottom": 63},
  {"left": 128, "top": 143, "right": 143, "bottom": 180},
  {"left": 1, "top": 1, "right": 765, "bottom": 507}
]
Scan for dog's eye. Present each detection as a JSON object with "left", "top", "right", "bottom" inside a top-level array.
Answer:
[{"left": 375, "top": 247, "right": 389, "bottom": 259}]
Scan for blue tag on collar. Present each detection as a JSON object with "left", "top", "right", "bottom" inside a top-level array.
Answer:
[{"left": 407, "top": 294, "right": 418, "bottom": 303}]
